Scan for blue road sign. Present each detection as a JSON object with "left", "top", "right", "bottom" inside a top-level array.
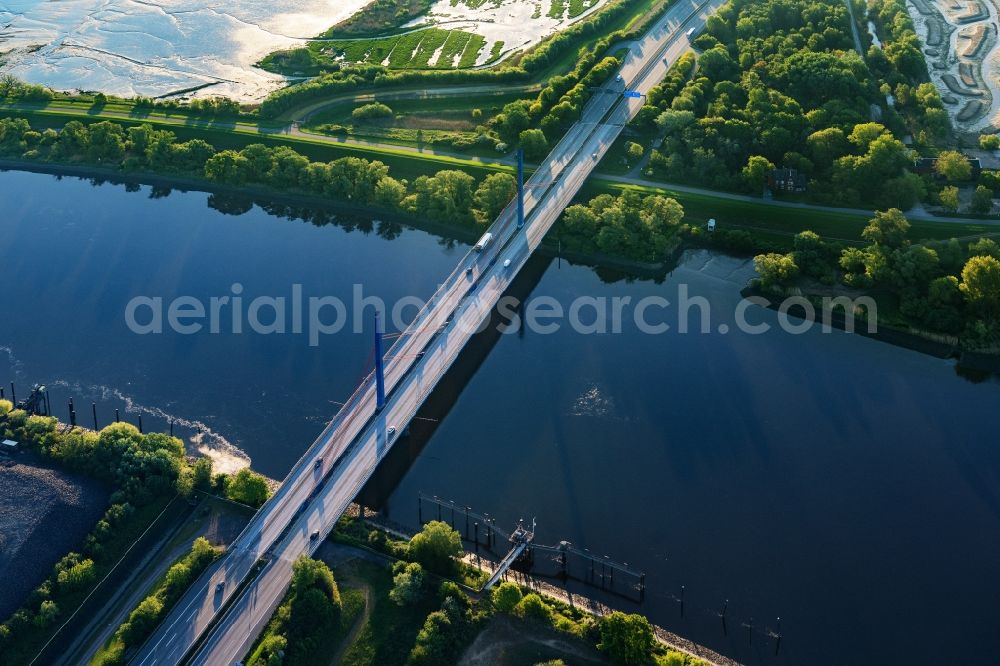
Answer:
[{"left": 623, "top": 90, "right": 643, "bottom": 98}]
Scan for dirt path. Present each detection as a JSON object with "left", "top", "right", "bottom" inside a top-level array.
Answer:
[
  {"left": 460, "top": 615, "right": 609, "bottom": 666},
  {"left": 328, "top": 581, "right": 372, "bottom": 666}
]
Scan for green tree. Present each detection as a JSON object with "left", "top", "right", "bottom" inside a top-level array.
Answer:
[
  {"left": 34, "top": 600, "right": 59, "bottom": 629},
  {"left": 519, "top": 129, "right": 549, "bottom": 160},
  {"left": 176, "top": 466, "right": 195, "bottom": 498},
  {"left": 848, "top": 122, "right": 890, "bottom": 149},
  {"left": 188, "top": 537, "right": 218, "bottom": 571},
  {"left": 806, "top": 127, "right": 848, "bottom": 169},
  {"left": 389, "top": 562, "right": 425, "bottom": 606},
  {"left": 654, "top": 109, "right": 695, "bottom": 135},
  {"left": 971, "top": 185, "right": 994, "bottom": 215},
  {"left": 597, "top": 611, "right": 656, "bottom": 665},
  {"left": 56, "top": 558, "right": 96, "bottom": 592},
  {"left": 514, "top": 593, "right": 552, "bottom": 621},
  {"left": 375, "top": 176, "right": 407, "bottom": 208},
  {"left": 290, "top": 555, "right": 340, "bottom": 608},
  {"left": 409, "top": 170, "right": 477, "bottom": 225},
  {"left": 120, "top": 595, "right": 163, "bottom": 645},
  {"left": 929, "top": 275, "right": 963, "bottom": 307},
  {"left": 408, "top": 609, "right": 460, "bottom": 665},
  {"left": 754, "top": 253, "right": 799, "bottom": 290},
  {"left": 562, "top": 204, "right": 599, "bottom": 237},
  {"left": 792, "top": 230, "right": 833, "bottom": 278},
  {"left": 980, "top": 134, "right": 1000, "bottom": 151},
  {"left": 491, "top": 581, "right": 523, "bottom": 613},
  {"left": 626, "top": 141, "right": 644, "bottom": 161},
  {"left": 876, "top": 173, "right": 925, "bottom": 211},
  {"left": 87, "top": 121, "right": 126, "bottom": 161},
  {"left": 204, "top": 150, "right": 249, "bottom": 184},
  {"left": 351, "top": 102, "right": 393, "bottom": 121},
  {"left": 862, "top": 209, "right": 910, "bottom": 248},
  {"left": 192, "top": 457, "right": 213, "bottom": 490},
  {"left": 960, "top": 255, "right": 1000, "bottom": 316},
  {"left": 891, "top": 244, "right": 940, "bottom": 292},
  {"left": 926, "top": 275, "right": 965, "bottom": 332},
  {"left": 225, "top": 468, "right": 270, "bottom": 507},
  {"left": 252, "top": 635, "right": 287, "bottom": 666},
  {"left": 473, "top": 172, "right": 516, "bottom": 224},
  {"left": 697, "top": 46, "right": 739, "bottom": 81},
  {"left": 939, "top": 185, "right": 960, "bottom": 213},
  {"left": 290, "top": 587, "right": 336, "bottom": 636},
  {"left": 741, "top": 155, "right": 775, "bottom": 193},
  {"left": 497, "top": 104, "right": 531, "bottom": 144},
  {"left": 969, "top": 237, "right": 1000, "bottom": 259},
  {"left": 936, "top": 150, "right": 972, "bottom": 181},
  {"left": 408, "top": 521, "right": 463, "bottom": 574}
]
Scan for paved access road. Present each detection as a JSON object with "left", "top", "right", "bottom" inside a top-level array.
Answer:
[{"left": 131, "top": 1, "right": 725, "bottom": 663}]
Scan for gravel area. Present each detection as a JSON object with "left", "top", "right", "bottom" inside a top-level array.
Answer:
[{"left": 0, "top": 453, "right": 109, "bottom": 619}]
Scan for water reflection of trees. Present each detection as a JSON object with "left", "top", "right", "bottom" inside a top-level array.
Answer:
[
  {"left": 79, "top": 173, "right": 672, "bottom": 283},
  {"left": 204, "top": 192, "right": 410, "bottom": 242}
]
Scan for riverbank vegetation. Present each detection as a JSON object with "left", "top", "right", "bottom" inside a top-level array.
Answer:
[
  {"left": 277, "top": 516, "right": 708, "bottom": 665},
  {"left": 560, "top": 189, "right": 685, "bottom": 261},
  {"left": 90, "top": 538, "right": 222, "bottom": 666},
  {"left": 0, "top": 115, "right": 683, "bottom": 262},
  {"left": 751, "top": 209, "right": 1000, "bottom": 348},
  {"left": 0, "top": 403, "right": 270, "bottom": 663}
]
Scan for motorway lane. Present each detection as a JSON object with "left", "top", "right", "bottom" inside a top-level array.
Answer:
[{"left": 135, "top": 1, "right": 726, "bottom": 663}]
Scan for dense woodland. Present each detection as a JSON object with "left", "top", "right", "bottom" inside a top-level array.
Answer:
[{"left": 635, "top": 0, "right": 948, "bottom": 209}]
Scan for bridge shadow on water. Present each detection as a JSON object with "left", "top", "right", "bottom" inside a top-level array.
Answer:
[{"left": 355, "top": 251, "right": 553, "bottom": 513}]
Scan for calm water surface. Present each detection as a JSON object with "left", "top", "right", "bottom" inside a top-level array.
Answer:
[{"left": 2, "top": 169, "right": 999, "bottom": 664}]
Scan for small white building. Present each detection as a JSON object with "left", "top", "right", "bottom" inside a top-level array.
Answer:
[{"left": 707, "top": 218, "right": 717, "bottom": 232}]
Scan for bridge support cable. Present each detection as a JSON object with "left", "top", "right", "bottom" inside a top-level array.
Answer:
[
  {"left": 374, "top": 314, "right": 386, "bottom": 411},
  {"left": 516, "top": 148, "right": 525, "bottom": 230}
]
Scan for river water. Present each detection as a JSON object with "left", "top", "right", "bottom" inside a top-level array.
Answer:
[{"left": 2, "top": 169, "right": 999, "bottom": 664}]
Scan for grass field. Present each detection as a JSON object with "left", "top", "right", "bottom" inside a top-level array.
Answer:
[
  {"left": 335, "top": 560, "right": 439, "bottom": 666},
  {"left": 304, "top": 91, "right": 523, "bottom": 157},
  {"left": 296, "top": 28, "right": 487, "bottom": 73},
  {"left": 549, "top": 0, "right": 600, "bottom": 18}
]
